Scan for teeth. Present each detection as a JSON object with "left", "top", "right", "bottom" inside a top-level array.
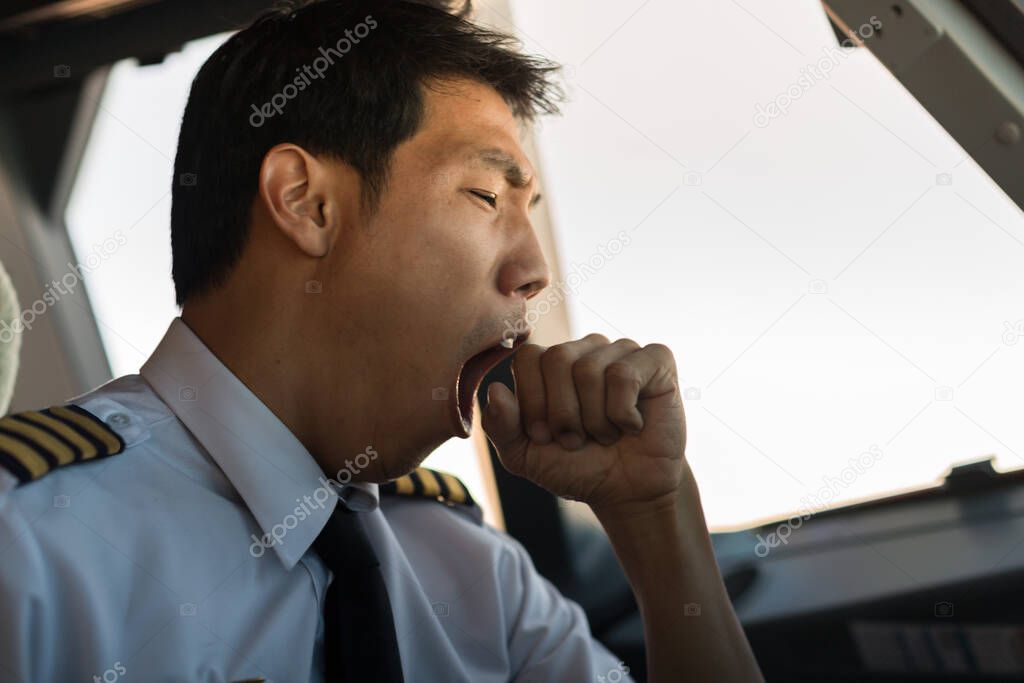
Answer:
[{"left": 500, "top": 336, "right": 515, "bottom": 349}]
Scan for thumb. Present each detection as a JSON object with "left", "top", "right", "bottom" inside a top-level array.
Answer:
[{"left": 481, "top": 381, "right": 529, "bottom": 475}]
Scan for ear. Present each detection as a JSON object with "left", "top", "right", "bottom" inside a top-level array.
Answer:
[{"left": 257, "top": 143, "right": 338, "bottom": 258}]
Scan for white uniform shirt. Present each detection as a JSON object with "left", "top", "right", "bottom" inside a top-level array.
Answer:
[{"left": 0, "top": 318, "right": 632, "bottom": 682}]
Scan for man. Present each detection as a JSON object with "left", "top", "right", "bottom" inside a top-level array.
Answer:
[{"left": 0, "top": 1, "right": 762, "bottom": 681}]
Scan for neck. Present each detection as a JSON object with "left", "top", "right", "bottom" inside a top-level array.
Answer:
[{"left": 180, "top": 282, "right": 428, "bottom": 483}]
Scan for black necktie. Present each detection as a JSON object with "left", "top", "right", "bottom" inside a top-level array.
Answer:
[{"left": 312, "top": 503, "right": 404, "bottom": 682}]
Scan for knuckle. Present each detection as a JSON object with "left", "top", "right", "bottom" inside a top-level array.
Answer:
[
  {"left": 515, "top": 343, "right": 545, "bottom": 362},
  {"left": 571, "top": 357, "right": 603, "bottom": 382},
  {"left": 511, "top": 351, "right": 540, "bottom": 375},
  {"left": 606, "top": 405, "right": 634, "bottom": 426},
  {"left": 606, "top": 361, "right": 636, "bottom": 383},
  {"left": 584, "top": 332, "right": 610, "bottom": 345},
  {"left": 614, "top": 338, "right": 641, "bottom": 352},
  {"left": 644, "top": 342, "right": 674, "bottom": 361},
  {"left": 548, "top": 407, "right": 579, "bottom": 428},
  {"left": 541, "top": 344, "right": 574, "bottom": 369},
  {"left": 511, "top": 345, "right": 542, "bottom": 372}
]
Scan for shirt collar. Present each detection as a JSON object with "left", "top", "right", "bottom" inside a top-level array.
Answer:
[{"left": 140, "top": 317, "right": 379, "bottom": 569}]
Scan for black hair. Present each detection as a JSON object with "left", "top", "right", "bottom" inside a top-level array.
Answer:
[{"left": 170, "top": 0, "right": 562, "bottom": 305}]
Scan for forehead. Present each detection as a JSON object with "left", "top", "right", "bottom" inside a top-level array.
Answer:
[{"left": 410, "top": 77, "right": 535, "bottom": 177}]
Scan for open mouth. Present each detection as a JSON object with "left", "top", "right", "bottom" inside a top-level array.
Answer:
[{"left": 451, "top": 329, "right": 531, "bottom": 437}]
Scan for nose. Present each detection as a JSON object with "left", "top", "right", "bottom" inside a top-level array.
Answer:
[{"left": 499, "top": 220, "right": 550, "bottom": 301}]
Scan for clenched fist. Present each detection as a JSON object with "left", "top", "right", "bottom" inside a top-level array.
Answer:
[{"left": 482, "top": 333, "right": 686, "bottom": 512}]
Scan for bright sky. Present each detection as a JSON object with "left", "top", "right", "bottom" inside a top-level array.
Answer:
[{"left": 66, "top": 0, "right": 1024, "bottom": 530}]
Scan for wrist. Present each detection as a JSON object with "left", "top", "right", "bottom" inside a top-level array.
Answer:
[
  {"left": 592, "top": 464, "right": 717, "bottom": 594},
  {"left": 591, "top": 491, "right": 679, "bottom": 530},
  {"left": 590, "top": 460, "right": 699, "bottom": 531}
]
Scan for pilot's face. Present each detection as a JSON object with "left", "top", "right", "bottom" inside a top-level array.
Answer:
[{"left": 327, "top": 77, "right": 550, "bottom": 458}]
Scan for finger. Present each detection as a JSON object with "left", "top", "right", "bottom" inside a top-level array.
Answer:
[
  {"left": 510, "top": 344, "right": 550, "bottom": 444},
  {"left": 572, "top": 338, "right": 641, "bottom": 445},
  {"left": 606, "top": 343, "right": 678, "bottom": 433},
  {"left": 541, "top": 333, "right": 609, "bottom": 450},
  {"left": 481, "top": 381, "right": 529, "bottom": 476}
]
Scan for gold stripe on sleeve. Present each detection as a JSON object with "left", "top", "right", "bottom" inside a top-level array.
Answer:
[
  {"left": 0, "top": 433, "right": 50, "bottom": 480},
  {"left": 0, "top": 418, "right": 75, "bottom": 466},
  {"left": 50, "top": 407, "right": 123, "bottom": 456}
]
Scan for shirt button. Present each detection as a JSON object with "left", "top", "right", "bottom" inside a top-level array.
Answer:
[{"left": 107, "top": 412, "right": 130, "bottom": 427}]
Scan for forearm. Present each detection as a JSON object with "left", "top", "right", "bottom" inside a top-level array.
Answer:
[{"left": 593, "top": 464, "right": 763, "bottom": 683}]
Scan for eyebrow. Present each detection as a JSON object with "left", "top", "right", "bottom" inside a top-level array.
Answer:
[{"left": 471, "top": 148, "right": 543, "bottom": 208}]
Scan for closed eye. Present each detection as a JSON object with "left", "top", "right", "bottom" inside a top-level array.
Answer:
[{"left": 468, "top": 189, "right": 498, "bottom": 209}]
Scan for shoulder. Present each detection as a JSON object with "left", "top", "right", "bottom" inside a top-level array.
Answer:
[
  {"left": 0, "top": 376, "right": 163, "bottom": 611},
  {"left": 379, "top": 466, "right": 484, "bottom": 524},
  {"left": 379, "top": 468, "right": 622, "bottom": 678},
  {"left": 0, "top": 377, "right": 209, "bottom": 680},
  {"left": 0, "top": 375, "right": 179, "bottom": 569},
  {"left": 0, "top": 374, "right": 172, "bottom": 496},
  {"left": 379, "top": 466, "right": 538, "bottom": 583},
  {"left": 0, "top": 374, "right": 241, "bottom": 618}
]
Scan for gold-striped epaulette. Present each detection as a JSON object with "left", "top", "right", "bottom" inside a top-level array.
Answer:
[
  {"left": 0, "top": 405, "right": 125, "bottom": 487},
  {"left": 380, "top": 467, "right": 479, "bottom": 516}
]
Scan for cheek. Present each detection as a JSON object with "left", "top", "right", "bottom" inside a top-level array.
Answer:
[
  {"left": 398, "top": 201, "right": 496, "bottom": 290},
  {"left": 391, "top": 228, "right": 497, "bottom": 352},
  {"left": 363, "top": 174, "right": 500, "bottom": 308}
]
